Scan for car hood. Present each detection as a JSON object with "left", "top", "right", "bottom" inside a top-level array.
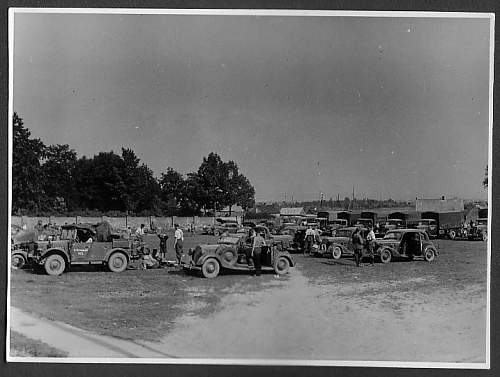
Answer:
[
  {"left": 376, "top": 239, "right": 399, "bottom": 246},
  {"left": 322, "top": 236, "right": 350, "bottom": 243}
]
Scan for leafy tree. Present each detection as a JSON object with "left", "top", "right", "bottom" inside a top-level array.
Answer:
[
  {"left": 194, "top": 153, "right": 255, "bottom": 215},
  {"left": 225, "top": 160, "right": 255, "bottom": 213},
  {"left": 12, "top": 112, "right": 46, "bottom": 213},
  {"left": 42, "top": 144, "right": 77, "bottom": 211},
  {"left": 119, "top": 148, "right": 160, "bottom": 214},
  {"left": 196, "top": 152, "right": 230, "bottom": 210},
  {"left": 159, "top": 167, "right": 185, "bottom": 214}
]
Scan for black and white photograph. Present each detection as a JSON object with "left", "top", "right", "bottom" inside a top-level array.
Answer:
[{"left": 7, "top": 8, "right": 493, "bottom": 368}]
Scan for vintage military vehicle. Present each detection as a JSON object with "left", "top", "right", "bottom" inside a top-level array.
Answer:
[
  {"left": 29, "top": 223, "right": 146, "bottom": 276},
  {"left": 181, "top": 234, "right": 295, "bottom": 278},
  {"left": 11, "top": 229, "right": 38, "bottom": 270},
  {"left": 375, "top": 229, "right": 438, "bottom": 263},
  {"left": 317, "top": 226, "right": 368, "bottom": 259}
]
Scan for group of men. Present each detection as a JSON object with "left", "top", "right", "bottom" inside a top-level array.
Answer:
[
  {"left": 302, "top": 223, "right": 377, "bottom": 267},
  {"left": 243, "top": 228, "right": 267, "bottom": 276},
  {"left": 134, "top": 223, "right": 185, "bottom": 269},
  {"left": 352, "top": 226, "right": 376, "bottom": 267}
]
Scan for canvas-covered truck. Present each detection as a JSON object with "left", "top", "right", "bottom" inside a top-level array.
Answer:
[
  {"left": 337, "top": 211, "right": 360, "bottom": 227},
  {"left": 420, "top": 211, "right": 465, "bottom": 239},
  {"left": 355, "top": 211, "right": 378, "bottom": 228}
]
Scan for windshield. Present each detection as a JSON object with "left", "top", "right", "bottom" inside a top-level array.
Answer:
[
  {"left": 217, "top": 236, "right": 240, "bottom": 245},
  {"left": 383, "top": 232, "right": 403, "bottom": 240},
  {"left": 335, "top": 229, "right": 353, "bottom": 238},
  {"left": 388, "top": 220, "right": 402, "bottom": 225}
]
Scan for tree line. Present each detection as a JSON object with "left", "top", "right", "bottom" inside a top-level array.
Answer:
[{"left": 12, "top": 113, "right": 255, "bottom": 216}]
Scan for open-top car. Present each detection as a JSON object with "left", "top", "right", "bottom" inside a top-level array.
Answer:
[
  {"left": 317, "top": 226, "right": 368, "bottom": 259},
  {"left": 28, "top": 223, "right": 146, "bottom": 276},
  {"left": 375, "top": 229, "right": 438, "bottom": 263},
  {"left": 181, "top": 234, "right": 295, "bottom": 278}
]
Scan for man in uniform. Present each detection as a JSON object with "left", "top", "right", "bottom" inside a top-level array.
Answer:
[
  {"left": 174, "top": 224, "right": 184, "bottom": 266},
  {"left": 352, "top": 227, "right": 364, "bottom": 267},
  {"left": 365, "top": 225, "right": 376, "bottom": 267}
]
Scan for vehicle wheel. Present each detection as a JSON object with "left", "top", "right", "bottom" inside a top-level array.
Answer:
[
  {"left": 274, "top": 256, "right": 290, "bottom": 275},
  {"left": 44, "top": 254, "right": 66, "bottom": 276},
  {"left": 448, "top": 229, "right": 456, "bottom": 240},
  {"left": 482, "top": 232, "right": 487, "bottom": 242},
  {"left": 201, "top": 258, "right": 220, "bottom": 278},
  {"left": 214, "top": 230, "right": 220, "bottom": 237},
  {"left": 331, "top": 246, "right": 342, "bottom": 260},
  {"left": 11, "top": 254, "right": 26, "bottom": 270},
  {"left": 108, "top": 252, "right": 128, "bottom": 273},
  {"left": 380, "top": 249, "right": 392, "bottom": 264},
  {"left": 424, "top": 248, "right": 436, "bottom": 262}
]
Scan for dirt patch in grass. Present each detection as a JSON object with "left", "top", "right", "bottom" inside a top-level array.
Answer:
[
  {"left": 10, "top": 330, "right": 68, "bottom": 357},
  {"left": 10, "top": 234, "right": 288, "bottom": 342}
]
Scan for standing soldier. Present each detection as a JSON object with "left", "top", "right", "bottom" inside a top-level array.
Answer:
[
  {"left": 304, "top": 225, "right": 315, "bottom": 256},
  {"left": 352, "top": 227, "right": 364, "bottom": 267},
  {"left": 174, "top": 224, "right": 184, "bottom": 266},
  {"left": 365, "top": 225, "right": 376, "bottom": 267}
]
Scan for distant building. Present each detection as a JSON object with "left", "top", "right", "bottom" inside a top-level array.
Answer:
[
  {"left": 280, "top": 207, "right": 306, "bottom": 217},
  {"left": 217, "top": 205, "right": 245, "bottom": 217},
  {"left": 415, "top": 197, "right": 464, "bottom": 212}
]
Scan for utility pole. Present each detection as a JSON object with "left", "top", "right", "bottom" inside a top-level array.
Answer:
[{"left": 352, "top": 186, "right": 355, "bottom": 209}]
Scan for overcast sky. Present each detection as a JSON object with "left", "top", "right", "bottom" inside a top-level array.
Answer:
[{"left": 13, "top": 12, "right": 491, "bottom": 202}]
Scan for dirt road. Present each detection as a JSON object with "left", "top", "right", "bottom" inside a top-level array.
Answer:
[
  {"left": 11, "top": 264, "right": 486, "bottom": 363},
  {"left": 139, "top": 266, "right": 486, "bottom": 362}
]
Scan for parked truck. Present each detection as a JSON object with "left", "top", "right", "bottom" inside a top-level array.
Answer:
[
  {"left": 420, "top": 211, "right": 465, "bottom": 239},
  {"left": 337, "top": 211, "right": 360, "bottom": 227},
  {"left": 355, "top": 211, "right": 378, "bottom": 228}
]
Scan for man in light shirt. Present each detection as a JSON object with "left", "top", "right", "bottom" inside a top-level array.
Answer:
[
  {"left": 365, "top": 225, "right": 376, "bottom": 267},
  {"left": 174, "top": 224, "right": 184, "bottom": 266},
  {"left": 135, "top": 224, "right": 145, "bottom": 239},
  {"left": 304, "top": 226, "right": 316, "bottom": 256}
]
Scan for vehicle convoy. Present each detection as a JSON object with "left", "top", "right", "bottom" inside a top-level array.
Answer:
[
  {"left": 420, "top": 211, "right": 464, "bottom": 239},
  {"left": 317, "top": 226, "right": 368, "bottom": 260},
  {"left": 28, "top": 223, "right": 151, "bottom": 276},
  {"left": 375, "top": 229, "right": 439, "bottom": 263},
  {"left": 207, "top": 218, "right": 242, "bottom": 236},
  {"left": 180, "top": 234, "right": 295, "bottom": 278},
  {"left": 337, "top": 211, "right": 360, "bottom": 227}
]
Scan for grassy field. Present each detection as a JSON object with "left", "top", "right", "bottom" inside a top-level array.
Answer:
[
  {"left": 10, "top": 330, "right": 68, "bottom": 357},
  {"left": 10, "top": 233, "right": 282, "bottom": 341},
  {"left": 10, "top": 234, "right": 487, "bottom": 345}
]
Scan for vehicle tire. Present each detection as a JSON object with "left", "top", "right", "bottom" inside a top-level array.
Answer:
[
  {"left": 482, "top": 232, "right": 487, "bottom": 242},
  {"left": 108, "top": 252, "right": 128, "bottom": 273},
  {"left": 331, "top": 245, "right": 342, "bottom": 260},
  {"left": 424, "top": 247, "right": 436, "bottom": 262},
  {"left": 44, "top": 254, "right": 66, "bottom": 276},
  {"left": 214, "top": 230, "right": 220, "bottom": 237},
  {"left": 201, "top": 258, "right": 220, "bottom": 278},
  {"left": 380, "top": 249, "right": 392, "bottom": 264},
  {"left": 274, "top": 256, "right": 290, "bottom": 275},
  {"left": 448, "top": 229, "right": 456, "bottom": 240},
  {"left": 11, "top": 254, "right": 26, "bottom": 270}
]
